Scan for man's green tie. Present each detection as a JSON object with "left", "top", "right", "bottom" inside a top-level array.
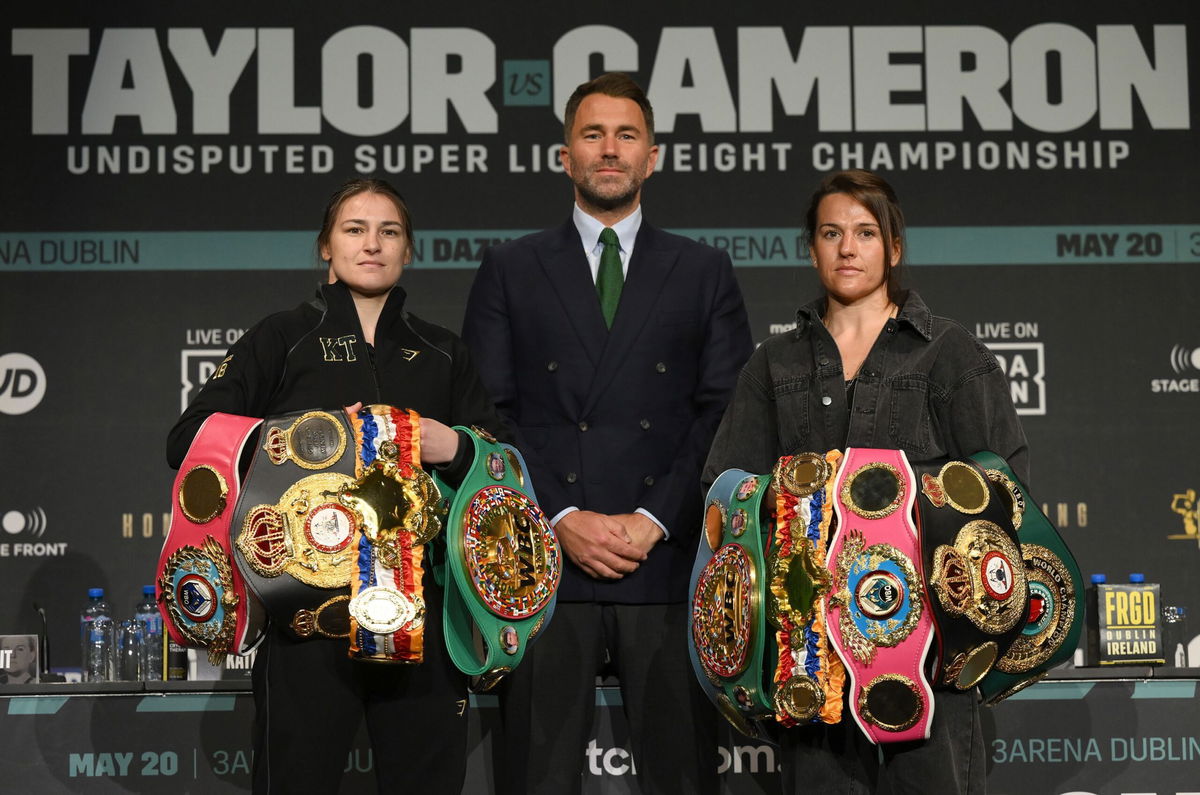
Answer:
[{"left": 596, "top": 227, "right": 623, "bottom": 328}]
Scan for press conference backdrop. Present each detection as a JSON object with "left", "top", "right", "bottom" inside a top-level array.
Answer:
[{"left": 1, "top": 1, "right": 1198, "bottom": 792}]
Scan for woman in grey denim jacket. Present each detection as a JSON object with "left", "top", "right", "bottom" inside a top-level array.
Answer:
[{"left": 704, "top": 169, "right": 1027, "bottom": 795}]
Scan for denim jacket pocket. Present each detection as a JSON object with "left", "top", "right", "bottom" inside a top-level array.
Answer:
[
  {"left": 773, "top": 374, "right": 812, "bottom": 452},
  {"left": 886, "top": 375, "right": 932, "bottom": 455}
]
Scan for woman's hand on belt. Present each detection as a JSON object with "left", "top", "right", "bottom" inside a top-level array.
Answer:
[{"left": 418, "top": 417, "right": 460, "bottom": 465}]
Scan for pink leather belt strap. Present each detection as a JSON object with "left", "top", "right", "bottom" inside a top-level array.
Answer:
[{"left": 824, "top": 447, "right": 934, "bottom": 744}]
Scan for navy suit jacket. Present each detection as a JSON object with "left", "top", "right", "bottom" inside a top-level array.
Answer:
[{"left": 463, "top": 218, "right": 753, "bottom": 604}]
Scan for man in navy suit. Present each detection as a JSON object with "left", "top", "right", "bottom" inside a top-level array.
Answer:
[{"left": 463, "top": 73, "right": 752, "bottom": 794}]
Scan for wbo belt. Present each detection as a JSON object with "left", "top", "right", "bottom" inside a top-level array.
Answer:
[
  {"left": 158, "top": 412, "right": 265, "bottom": 665},
  {"left": 971, "top": 451, "right": 1084, "bottom": 705},
  {"left": 438, "top": 426, "right": 561, "bottom": 692},
  {"left": 824, "top": 447, "right": 935, "bottom": 745},
  {"left": 912, "top": 458, "right": 1028, "bottom": 691},
  {"left": 230, "top": 406, "right": 442, "bottom": 663}
]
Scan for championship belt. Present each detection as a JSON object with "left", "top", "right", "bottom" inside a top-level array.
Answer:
[
  {"left": 158, "top": 412, "right": 265, "bottom": 664},
  {"left": 768, "top": 451, "right": 844, "bottom": 727},
  {"left": 972, "top": 451, "right": 1084, "bottom": 705},
  {"left": 688, "top": 468, "right": 777, "bottom": 739},
  {"left": 438, "top": 426, "right": 561, "bottom": 690},
  {"left": 229, "top": 406, "right": 442, "bottom": 663},
  {"left": 230, "top": 408, "right": 360, "bottom": 643},
  {"left": 344, "top": 406, "right": 442, "bottom": 663},
  {"left": 824, "top": 448, "right": 935, "bottom": 744},
  {"left": 912, "top": 458, "right": 1028, "bottom": 691}
]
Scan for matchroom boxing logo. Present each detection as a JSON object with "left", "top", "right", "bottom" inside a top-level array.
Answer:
[{"left": 0, "top": 352, "right": 46, "bottom": 415}]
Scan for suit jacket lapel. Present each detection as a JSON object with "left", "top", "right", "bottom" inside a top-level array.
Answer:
[
  {"left": 536, "top": 220, "right": 608, "bottom": 367},
  {"left": 583, "top": 222, "right": 678, "bottom": 415}
]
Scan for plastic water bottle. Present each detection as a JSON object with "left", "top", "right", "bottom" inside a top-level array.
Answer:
[
  {"left": 134, "top": 585, "right": 163, "bottom": 681},
  {"left": 80, "top": 588, "right": 114, "bottom": 682},
  {"left": 116, "top": 619, "right": 143, "bottom": 681}
]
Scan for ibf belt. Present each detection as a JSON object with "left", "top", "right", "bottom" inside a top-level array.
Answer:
[
  {"left": 158, "top": 412, "right": 265, "bottom": 665},
  {"left": 439, "top": 426, "right": 561, "bottom": 691},
  {"left": 346, "top": 405, "right": 443, "bottom": 663},
  {"left": 769, "top": 451, "right": 844, "bottom": 727},
  {"left": 688, "top": 468, "right": 773, "bottom": 740},
  {"left": 913, "top": 458, "right": 1028, "bottom": 691},
  {"left": 230, "top": 409, "right": 360, "bottom": 642},
  {"left": 824, "top": 448, "right": 935, "bottom": 745},
  {"left": 972, "top": 451, "right": 1084, "bottom": 705}
]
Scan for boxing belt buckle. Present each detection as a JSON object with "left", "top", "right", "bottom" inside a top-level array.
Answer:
[
  {"left": 231, "top": 408, "right": 359, "bottom": 642},
  {"left": 914, "top": 458, "right": 1028, "bottom": 691},
  {"left": 345, "top": 405, "right": 444, "bottom": 663},
  {"left": 824, "top": 448, "right": 935, "bottom": 744},
  {"left": 971, "top": 451, "right": 1084, "bottom": 705},
  {"left": 768, "top": 451, "right": 845, "bottom": 727},
  {"left": 439, "top": 427, "right": 561, "bottom": 691},
  {"left": 158, "top": 413, "right": 265, "bottom": 665},
  {"left": 688, "top": 468, "right": 775, "bottom": 739}
]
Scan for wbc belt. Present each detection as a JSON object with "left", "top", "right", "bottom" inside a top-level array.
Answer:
[
  {"left": 971, "top": 451, "right": 1084, "bottom": 705},
  {"left": 824, "top": 448, "right": 935, "bottom": 745},
  {"left": 158, "top": 412, "right": 265, "bottom": 665},
  {"left": 688, "top": 468, "right": 774, "bottom": 739},
  {"left": 438, "top": 426, "right": 561, "bottom": 691},
  {"left": 912, "top": 458, "right": 1028, "bottom": 691}
]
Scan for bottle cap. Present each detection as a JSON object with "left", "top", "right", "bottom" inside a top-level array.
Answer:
[
  {"left": 1128, "top": 573, "right": 1145, "bottom": 583},
  {"left": 1090, "top": 574, "right": 1107, "bottom": 585},
  {"left": 88, "top": 587, "right": 104, "bottom": 598},
  {"left": 143, "top": 585, "right": 156, "bottom": 596}
]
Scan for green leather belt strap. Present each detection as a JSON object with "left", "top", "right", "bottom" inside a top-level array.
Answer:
[
  {"left": 971, "top": 451, "right": 1085, "bottom": 705},
  {"left": 438, "top": 428, "right": 561, "bottom": 691}
]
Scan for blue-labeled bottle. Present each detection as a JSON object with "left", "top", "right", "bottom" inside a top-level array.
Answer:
[
  {"left": 80, "top": 588, "right": 115, "bottom": 682},
  {"left": 134, "top": 585, "right": 164, "bottom": 681}
]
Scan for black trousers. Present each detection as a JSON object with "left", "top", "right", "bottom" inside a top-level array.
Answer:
[
  {"left": 778, "top": 688, "right": 985, "bottom": 795},
  {"left": 250, "top": 584, "right": 468, "bottom": 795},
  {"left": 499, "top": 601, "right": 719, "bottom": 795}
]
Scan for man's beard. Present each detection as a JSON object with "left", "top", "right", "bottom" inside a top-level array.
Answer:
[{"left": 573, "top": 160, "right": 647, "bottom": 211}]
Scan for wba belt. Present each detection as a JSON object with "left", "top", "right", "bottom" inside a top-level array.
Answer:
[
  {"left": 825, "top": 448, "right": 935, "bottom": 745},
  {"left": 230, "top": 406, "right": 441, "bottom": 663},
  {"left": 158, "top": 413, "right": 265, "bottom": 665},
  {"left": 438, "top": 426, "right": 561, "bottom": 691},
  {"left": 912, "top": 458, "right": 1028, "bottom": 691},
  {"left": 971, "top": 451, "right": 1084, "bottom": 705}
]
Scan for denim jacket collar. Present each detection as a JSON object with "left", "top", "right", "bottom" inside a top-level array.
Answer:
[{"left": 795, "top": 289, "right": 934, "bottom": 342}]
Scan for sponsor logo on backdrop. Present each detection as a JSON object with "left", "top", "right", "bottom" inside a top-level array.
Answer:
[
  {"left": 180, "top": 328, "right": 244, "bottom": 412},
  {"left": 1168, "top": 488, "right": 1199, "bottom": 548},
  {"left": 0, "top": 352, "right": 47, "bottom": 415},
  {"left": 974, "top": 321, "right": 1046, "bottom": 416},
  {"left": 1, "top": 506, "right": 68, "bottom": 557},
  {"left": 9, "top": 23, "right": 1189, "bottom": 177},
  {"left": 1152, "top": 344, "right": 1200, "bottom": 394},
  {"left": 583, "top": 740, "right": 777, "bottom": 776},
  {"left": 122, "top": 511, "right": 171, "bottom": 540}
]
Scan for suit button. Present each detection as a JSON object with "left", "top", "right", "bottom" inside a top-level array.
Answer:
[
  {"left": 821, "top": 395, "right": 832, "bottom": 406},
  {"left": 578, "top": 421, "right": 589, "bottom": 432},
  {"left": 566, "top": 472, "right": 578, "bottom": 484},
  {"left": 643, "top": 476, "right": 655, "bottom": 486},
  {"left": 639, "top": 419, "right": 650, "bottom": 430},
  {"left": 818, "top": 357, "right": 829, "bottom": 366},
  {"left": 655, "top": 362, "right": 667, "bottom": 373},
  {"left": 547, "top": 361, "right": 559, "bottom": 372}
]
